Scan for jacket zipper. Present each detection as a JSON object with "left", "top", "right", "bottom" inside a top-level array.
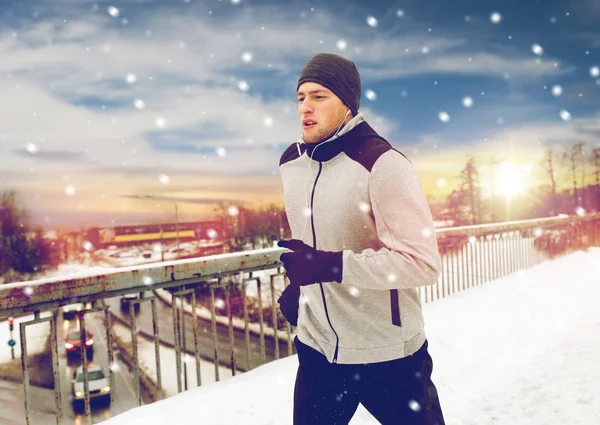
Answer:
[{"left": 311, "top": 161, "right": 340, "bottom": 363}]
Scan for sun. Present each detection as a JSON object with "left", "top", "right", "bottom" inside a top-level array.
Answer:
[{"left": 494, "top": 162, "right": 527, "bottom": 199}]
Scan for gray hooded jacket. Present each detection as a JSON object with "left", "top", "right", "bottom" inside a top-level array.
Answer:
[{"left": 279, "top": 114, "right": 441, "bottom": 364}]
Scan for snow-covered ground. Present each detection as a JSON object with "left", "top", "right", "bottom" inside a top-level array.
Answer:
[{"left": 100, "top": 247, "right": 600, "bottom": 425}]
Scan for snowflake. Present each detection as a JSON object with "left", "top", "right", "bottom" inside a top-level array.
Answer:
[
  {"left": 107, "top": 6, "right": 120, "bottom": 18},
  {"left": 241, "top": 51, "right": 253, "bottom": 63},
  {"left": 142, "top": 276, "right": 154, "bottom": 285},
  {"left": 264, "top": 116, "right": 274, "bottom": 127},
  {"left": 65, "top": 185, "right": 76, "bottom": 196},
  {"left": 156, "top": 117, "right": 166, "bottom": 128},
  {"left": 438, "top": 111, "right": 450, "bottom": 123},
  {"left": 421, "top": 228, "right": 433, "bottom": 238},
  {"left": 468, "top": 236, "right": 477, "bottom": 244},
  {"left": 365, "top": 89, "right": 377, "bottom": 101},
  {"left": 436, "top": 178, "right": 446, "bottom": 188},
  {"left": 531, "top": 44, "right": 544, "bottom": 56},
  {"left": 559, "top": 110, "right": 571, "bottom": 121},
  {"left": 134, "top": 99, "right": 145, "bottom": 110},
  {"left": 237, "top": 80, "right": 250, "bottom": 91},
  {"left": 216, "top": 147, "right": 227, "bottom": 157},
  {"left": 396, "top": 9, "right": 405, "bottom": 17},
  {"left": 26, "top": 143, "right": 38, "bottom": 154},
  {"left": 336, "top": 39, "right": 347, "bottom": 51},
  {"left": 159, "top": 174, "right": 170, "bottom": 184},
  {"left": 215, "top": 298, "right": 225, "bottom": 309},
  {"left": 462, "top": 96, "right": 473, "bottom": 108},
  {"left": 533, "top": 227, "right": 543, "bottom": 238},
  {"left": 490, "top": 12, "right": 502, "bottom": 24},
  {"left": 23, "top": 287, "right": 34, "bottom": 296},
  {"left": 82, "top": 241, "right": 94, "bottom": 251},
  {"left": 551, "top": 85, "right": 563, "bottom": 97},
  {"left": 228, "top": 206, "right": 239, "bottom": 216},
  {"left": 590, "top": 66, "right": 599, "bottom": 78},
  {"left": 359, "top": 202, "right": 370, "bottom": 213},
  {"left": 125, "top": 73, "right": 137, "bottom": 84},
  {"left": 366, "top": 16, "right": 378, "bottom": 27},
  {"left": 408, "top": 400, "right": 421, "bottom": 412},
  {"left": 207, "top": 229, "right": 218, "bottom": 239},
  {"left": 576, "top": 206, "right": 586, "bottom": 217}
]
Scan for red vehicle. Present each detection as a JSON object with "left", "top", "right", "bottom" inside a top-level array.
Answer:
[{"left": 64, "top": 329, "right": 94, "bottom": 357}]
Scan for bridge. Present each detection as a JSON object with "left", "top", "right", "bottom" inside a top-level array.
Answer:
[{"left": 0, "top": 213, "right": 598, "bottom": 425}]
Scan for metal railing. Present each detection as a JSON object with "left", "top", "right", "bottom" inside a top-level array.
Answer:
[{"left": 0, "top": 213, "right": 598, "bottom": 424}]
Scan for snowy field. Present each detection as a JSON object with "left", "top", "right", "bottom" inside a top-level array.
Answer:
[{"left": 99, "top": 247, "right": 600, "bottom": 425}]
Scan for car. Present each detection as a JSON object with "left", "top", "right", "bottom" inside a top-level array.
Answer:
[
  {"left": 119, "top": 293, "right": 140, "bottom": 313},
  {"left": 64, "top": 328, "right": 94, "bottom": 357},
  {"left": 62, "top": 302, "right": 91, "bottom": 320},
  {"left": 71, "top": 364, "right": 111, "bottom": 407}
]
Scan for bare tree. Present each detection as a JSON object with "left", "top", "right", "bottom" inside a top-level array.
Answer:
[
  {"left": 459, "top": 156, "right": 481, "bottom": 225},
  {"left": 540, "top": 148, "right": 558, "bottom": 215},
  {"left": 562, "top": 143, "right": 585, "bottom": 208},
  {"left": 592, "top": 148, "right": 600, "bottom": 211}
]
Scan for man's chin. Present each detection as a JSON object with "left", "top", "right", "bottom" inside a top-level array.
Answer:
[{"left": 303, "top": 129, "right": 334, "bottom": 144}]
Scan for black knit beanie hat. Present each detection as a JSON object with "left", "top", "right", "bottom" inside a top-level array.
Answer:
[{"left": 297, "top": 53, "right": 362, "bottom": 115}]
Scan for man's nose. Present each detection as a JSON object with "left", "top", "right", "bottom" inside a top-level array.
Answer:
[{"left": 298, "top": 99, "right": 313, "bottom": 114}]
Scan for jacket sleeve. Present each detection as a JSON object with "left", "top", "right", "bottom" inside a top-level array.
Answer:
[{"left": 341, "top": 150, "right": 441, "bottom": 290}]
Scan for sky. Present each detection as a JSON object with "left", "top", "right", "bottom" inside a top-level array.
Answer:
[
  {"left": 96, "top": 247, "right": 600, "bottom": 425},
  {"left": 1, "top": 0, "right": 599, "bottom": 228}
]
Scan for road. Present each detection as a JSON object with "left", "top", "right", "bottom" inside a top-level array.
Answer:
[
  {"left": 0, "top": 313, "right": 143, "bottom": 425},
  {"left": 106, "top": 292, "right": 295, "bottom": 375}
]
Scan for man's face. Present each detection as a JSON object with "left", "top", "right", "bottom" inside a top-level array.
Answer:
[{"left": 297, "top": 82, "right": 351, "bottom": 144}]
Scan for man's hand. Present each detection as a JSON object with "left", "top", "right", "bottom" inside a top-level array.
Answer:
[{"left": 278, "top": 239, "right": 343, "bottom": 286}]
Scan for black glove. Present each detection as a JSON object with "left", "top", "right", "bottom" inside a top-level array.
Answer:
[
  {"left": 277, "top": 283, "right": 300, "bottom": 326},
  {"left": 277, "top": 239, "right": 343, "bottom": 286}
]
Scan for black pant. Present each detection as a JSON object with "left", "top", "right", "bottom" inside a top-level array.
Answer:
[{"left": 293, "top": 338, "right": 445, "bottom": 425}]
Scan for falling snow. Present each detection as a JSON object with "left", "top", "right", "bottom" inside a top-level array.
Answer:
[
  {"left": 366, "top": 16, "right": 378, "bottom": 27},
  {"left": 408, "top": 400, "right": 421, "bottom": 412},
  {"left": 156, "top": 117, "right": 166, "bottom": 128},
  {"left": 241, "top": 52, "right": 253, "bottom": 63},
  {"left": 158, "top": 174, "right": 170, "bottom": 184},
  {"left": 65, "top": 185, "right": 76, "bottom": 196},
  {"left": 462, "top": 96, "right": 473, "bottom": 108},
  {"left": 107, "top": 6, "right": 120, "bottom": 18},
  {"left": 438, "top": 112, "right": 450, "bottom": 123},
  {"left": 590, "top": 66, "right": 600, "bottom": 78},
  {"left": 26, "top": 143, "right": 38, "bottom": 153},
  {"left": 134, "top": 99, "right": 145, "bottom": 110},
  {"left": 142, "top": 276, "right": 154, "bottom": 285},
  {"left": 216, "top": 147, "right": 227, "bottom": 157},
  {"left": 365, "top": 89, "right": 377, "bottom": 101},
  {"left": 125, "top": 73, "right": 137, "bottom": 84},
  {"left": 490, "top": 12, "right": 502, "bottom": 24},
  {"left": 396, "top": 9, "right": 405, "bottom": 17},
  {"left": 551, "top": 85, "right": 563, "bottom": 96},
  {"left": 531, "top": 44, "right": 544, "bottom": 55},
  {"left": 336, "top": 39, "right": 348, "bottom": 51},
  {"left": 264, "top": 116, "right": 274, "bottom": 127},
  {"left": 238, "top": 80, "right": 250, "bottom": 91},
  {"left": 559, "top": 110, "right": 571, "bottom": 121}
]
